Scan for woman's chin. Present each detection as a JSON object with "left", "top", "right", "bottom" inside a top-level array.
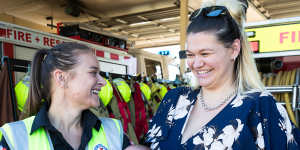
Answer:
[
  {"left": 92, "top": 99, "right": 100, "bottom": 108},
  {"left": 198, "top": 80, "right": 213, "bottom": 88},
  {"left": 86, "top": 98, "right": 100, "bottom": 108}
]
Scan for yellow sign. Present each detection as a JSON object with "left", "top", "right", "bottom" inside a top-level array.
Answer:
[{"left": 246, "top": 23, "right": 300, "bottom": 53}]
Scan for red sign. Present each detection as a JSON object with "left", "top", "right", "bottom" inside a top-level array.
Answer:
[{"left": 250, "top": 41, "right": 259, "bottom": 52}]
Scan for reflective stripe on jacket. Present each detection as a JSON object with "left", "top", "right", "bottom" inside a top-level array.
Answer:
[{"left": 0, "top": 116, "right": 123, "bottom": 150}]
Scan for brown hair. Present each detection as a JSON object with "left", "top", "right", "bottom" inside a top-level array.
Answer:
[{"left": 20, "top": 42, "right": 92, "bottom": 119}]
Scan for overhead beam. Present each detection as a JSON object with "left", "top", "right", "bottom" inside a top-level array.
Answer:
[
  {"left": 270, "top": 8, "right": 300, "bottom": 16},
  {"left": 271, "top": 10, "right": 300, "bottom": 18},
  {"left": 128, "top": 27, "right": 180, "bottom": 35},
  {"left": 134, "top": 38, "right": 180, "bottom": 49},
  {"left": 136, "top": 15, "right": 177, "bottom": 34},
  {"left": 249, "top": 0, "right": 270, "bottom": 19},
  {"left": 131, "top": 32, "right": 180, "bottom": 40},
  {"left": 264, "top": 1, "right": 300, "bottom": 10},
  {"left": 105, "top": 16, "right": 180, "bottom": 31},
  {"left": 261, "top": 0, "right": 298, "bottom": 6},
  {"left": 125, "top": 24, "right": 180, "bottom": 32}
]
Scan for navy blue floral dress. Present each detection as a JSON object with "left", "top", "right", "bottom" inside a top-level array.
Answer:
[{"left": 146, "top": 87, "right": 300, "bottom": 150}]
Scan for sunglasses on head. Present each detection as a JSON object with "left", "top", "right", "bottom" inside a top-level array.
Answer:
[{"left": 189, "top": 6, "right": 230, "bottom": 21}]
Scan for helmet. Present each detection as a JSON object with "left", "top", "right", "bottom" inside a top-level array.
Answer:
[
  {"left": 139, "top": 82, "right": 151, "bottom": 101},
  {"left": 98, "top": 78, "right": 113, "bottom": 106},
  {"left": 113, "top": 78, "right": 131, "bottom": 103},
  {"left": 15, "top": 76, "right": 30, "bottom": 112},
  {"left": 158, "top": 84, "right": 168, "bottom": 99}
]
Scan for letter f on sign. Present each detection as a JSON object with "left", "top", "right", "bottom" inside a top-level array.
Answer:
[{"left": 280, "top": 32, "right": 289, "bottom": 44}]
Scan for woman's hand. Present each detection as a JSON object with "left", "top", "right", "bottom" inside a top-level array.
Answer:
[{"left": 125, "top": 145, "right": 150, "bottom": 150}]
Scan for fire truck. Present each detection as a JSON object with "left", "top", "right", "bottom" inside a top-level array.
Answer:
[
  {"left": 246, "top": 17, "right": 300, "bottom": 125},
  {"left": 0, "top": 21, "right": 137, "bottom": 83}
]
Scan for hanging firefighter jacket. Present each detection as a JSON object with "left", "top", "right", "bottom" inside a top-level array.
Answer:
[
  {"left": 132, "top": 82, "right": 148, "bottom": 141},
  {"left": 0, "top": 63, "right": 15, "bottom": 126},
  {"left": 106, "top": 77, "right": 123, "bottom": 120},
  {"left": 112, "top": 78, "right": 138, "bottom": 144},
  {"left": 113, "top": 78, "right": 131, "bottom": 103},
  {"left": 158, "top": 83, "right": 168, "bottom": 100},
  {"left": 150, "top": 83, "right": 162, "bottom": 113},
  {"left": 139, "top": 82, "right": 153, "bottom": 120},
  {"left": 127, "top": 79, "right": 136, "bottom": 129},
  {"left": 14, "top": 74, "right": 30, "bottom": 112},
  {"left": 140, "top": 82, "right": 151, "bottom": 101}
]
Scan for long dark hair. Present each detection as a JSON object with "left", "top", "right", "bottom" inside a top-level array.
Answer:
[{"left": 21, "top": 42, "right": 92, "bottom": 119}]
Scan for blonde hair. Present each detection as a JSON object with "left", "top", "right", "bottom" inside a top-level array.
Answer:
[{"left": 188, "top": 0, "right": 265, "bottom": 92}]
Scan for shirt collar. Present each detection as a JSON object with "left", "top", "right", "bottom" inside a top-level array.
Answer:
[{"left": 30, "top": 102, "right": 101, "bottom": 135}]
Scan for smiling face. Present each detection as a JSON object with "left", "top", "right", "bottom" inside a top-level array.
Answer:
[
  {"left": 63, "top": 51, "right": 106, "bottom": 109},
  {"left": 186, "top": 32, "right": 239, "bottom": 90}
]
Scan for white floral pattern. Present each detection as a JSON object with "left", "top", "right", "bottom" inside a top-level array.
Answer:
[
  {"left": 193, "top": 135, "right": 204, "bottom": 145},
  {"left": 276, "top": 103, "right": 295, "bottom": 143},
  {"left": 166, "top": 105, "right": 175, "bottom": 123},
  {"left": 259, "top": 90, "right": 272, "bottom": 97},
  {"left": 147, "top": 124, "right": 162, "bottom": 149},
  {"left": 217, "top": 119, "right": 244, "bottom": 148},
  {"left": 146, "top": 88, "right": 300, "bottom": 150},
  {"left": 191, "top": 119, "right": 244, "bottom": 150},
  {"left": 255, "top": 123, "right": 265, "bottom": 149},
  {"left": 230, "top": 93, "right": 245, "bottom": 108},
  {"left": 173, "top": 95, "right": 192, "bottom": 120}
]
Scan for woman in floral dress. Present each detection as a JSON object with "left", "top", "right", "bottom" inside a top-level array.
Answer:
[{"left": 146, "top": 0, "right": 300, "bottom": 149}]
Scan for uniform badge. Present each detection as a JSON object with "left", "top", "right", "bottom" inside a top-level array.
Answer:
[
  {"left": 0, "top": 145, "right": 7, "bottom": 150},
  {"left": 94, "top": 144, "right": 108, "bottom": 150}
]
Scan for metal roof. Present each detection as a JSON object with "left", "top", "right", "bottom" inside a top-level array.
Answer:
[{"left": 1, "top": 0, "right": 299, "bottom": 49}]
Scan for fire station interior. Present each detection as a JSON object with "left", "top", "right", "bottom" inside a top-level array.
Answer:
[{"left": 1, "top": 0, "right": 300, "bottom": 145}]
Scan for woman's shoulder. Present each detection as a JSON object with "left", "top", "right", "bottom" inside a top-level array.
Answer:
[
  {"left": 159, "top": 86, "right": 197, "bottom": 108},
  {"left": 229, "top": 89, "right": 276, "bottom": 111},
  {"left": 241, "top": 89, "right": 275, "bottom": 103},
  {"left": 167, "top": 86, "right": 193, "bottom": 95}
]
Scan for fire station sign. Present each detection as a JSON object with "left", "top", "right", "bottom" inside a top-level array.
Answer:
[
  {"left": 0, "top": 21, "right": 132, "bottom": 67},
  {"left": 246, "top": 22, "right": 300, "bottom": 53},
  {"left": 0, "top": 21, "right": 69, "bottom": 49}
]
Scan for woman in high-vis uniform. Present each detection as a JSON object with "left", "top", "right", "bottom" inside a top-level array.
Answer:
[{"left": 0, "top": 42, "right": 132, "bottom": 150}]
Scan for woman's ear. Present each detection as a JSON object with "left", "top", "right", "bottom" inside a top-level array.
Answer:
[
  {"left": 231, "top": 39, "right": 241, "bottom": 60},
  {"left": 53, "top": 69, "right": 65, "bottom": 88}
]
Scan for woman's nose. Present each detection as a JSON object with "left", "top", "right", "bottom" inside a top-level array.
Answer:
[
  {"left": 193, "top": 56, "right": 204, "bottom": 68},
  {"left": 97, "top": 74, "right": 107, "bottom": 87}
]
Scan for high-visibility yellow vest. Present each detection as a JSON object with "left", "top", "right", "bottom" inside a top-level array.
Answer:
[
  {"left": 158, "top": 84, "right": 168, "bottom": 100},
  {"left": 14, "top": 75, "right": 30, "bottom": 112},
  {"left": 0, "top": 116, "right": 123, "bottom": 150}
]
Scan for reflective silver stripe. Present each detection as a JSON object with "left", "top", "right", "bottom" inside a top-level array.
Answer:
[
  {"left": 0, "top": 121, "right": 29, "bottom": 150},
  {"left": 45, "top": 130, "right": 54, "bottom": 150},
  {"left": 99, "top": 118, "right": 123, "bottom": 150},
  {"left": 1, "top": 120, "right": 54, "bottom": 150},
  {"left": 0, "top": 127, "right": 15, "bottom": 150},
  {"left": 116, "top": 120, "right": 123, "bottom": 146}
]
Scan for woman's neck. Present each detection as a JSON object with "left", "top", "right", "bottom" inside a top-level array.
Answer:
[
  {"left": 48, "top": 98, "right": 83, "bottom": 133},
  {"left": 201, "top": 79, "right": 236, "bottom": 106}
]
